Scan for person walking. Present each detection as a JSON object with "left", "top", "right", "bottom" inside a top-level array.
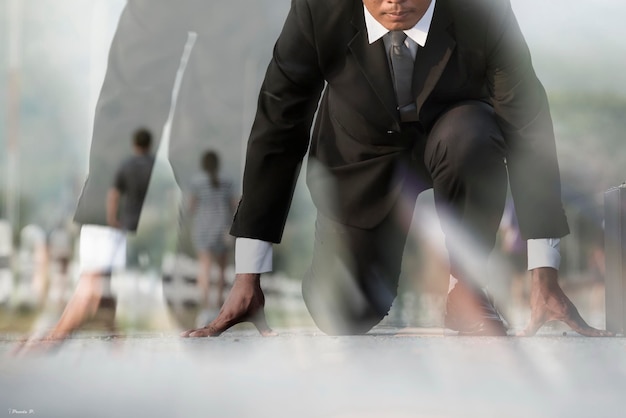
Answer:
[
  {"left": 16, "top": 129, "right": 155, "bottom": 351},
  {"left": 187, "top": 150, "right": 236, "bottom": 326}
]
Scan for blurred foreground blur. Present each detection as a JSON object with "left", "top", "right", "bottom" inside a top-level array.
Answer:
[{"left": 0, "top": 188, "right": 609, "bottom": 340}]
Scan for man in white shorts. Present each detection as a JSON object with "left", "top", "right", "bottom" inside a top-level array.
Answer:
[{"left": 17, "top": 129, "right": 154, "bottom": 349}]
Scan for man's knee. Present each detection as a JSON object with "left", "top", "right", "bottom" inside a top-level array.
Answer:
[
  {"left": 301, "top": 266, "right": 394, "bottom": 336},
  {"left": 426, "top": 101, "right": 505, "bottom": 175},
  {"left": 302, "top": 290, "right": 386, "bottom": 336}
]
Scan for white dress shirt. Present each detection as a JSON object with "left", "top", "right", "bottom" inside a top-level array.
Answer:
[{"left": 235, "top": 0, "right": 560, "bottom": 274}]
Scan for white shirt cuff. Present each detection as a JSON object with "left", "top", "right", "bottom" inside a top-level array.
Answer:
[
  {"left": 527, "top": 238, "right": 561, "bottom": 271},
  {"left": 235, "top": 238, "right": 273, "bottom": 274}
]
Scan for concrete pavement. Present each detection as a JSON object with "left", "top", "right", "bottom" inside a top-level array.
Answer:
[
  {"left": 1, "top": 327, "right": 625, "bottom": 418},
  {"left": 0, "top": 264, "right": 622, "bottom": 418}
]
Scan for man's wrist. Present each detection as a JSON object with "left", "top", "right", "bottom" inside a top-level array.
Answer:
[{"left": 235, "top": 272, "right": 262, "bottom": 283}]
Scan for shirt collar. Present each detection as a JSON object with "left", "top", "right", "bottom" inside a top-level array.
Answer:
[{"left": 363, "top": 0, "right": 436, "bottom": 46}]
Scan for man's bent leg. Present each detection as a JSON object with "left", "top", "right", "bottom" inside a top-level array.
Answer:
[
  {"left": 425, "top": 101, "right": 508, "bottom": 284},
  {"left": 424, "top": 101, "right": 509, "bottom": 335},
  {"left": 302, "top": 211, "right": 408, "bottom": 336}
]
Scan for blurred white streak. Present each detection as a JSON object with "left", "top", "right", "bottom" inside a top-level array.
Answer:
[
  {"left": 149, "top": 31, "right": 197, "bottom": 216},
  {"left": 158, "top": 32, "right": 198, "bottom": 163},
  {"left": 403, "top": 190, "right": 495, "bottom": 289}
]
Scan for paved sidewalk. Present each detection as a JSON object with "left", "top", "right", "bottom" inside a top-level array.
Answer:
[{"left": 1, "top": 327, "right": 625, "bottom": 418}]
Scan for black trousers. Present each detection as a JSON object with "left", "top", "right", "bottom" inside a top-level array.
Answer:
[{"left": 302, "top": 101, "right": 508, "bottom": 335}]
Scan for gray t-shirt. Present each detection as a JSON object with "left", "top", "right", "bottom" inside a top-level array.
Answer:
[{"left": 112, "top": 153, "right": 155, "bottom": 231}]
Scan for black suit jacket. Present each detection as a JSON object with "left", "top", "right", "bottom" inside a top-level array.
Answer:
[
  {"left": 73, "top": 0, "right": 288, "bottom": 228},
  {"left": 231, "top": 0, "right": 570, "bottom": 242}
]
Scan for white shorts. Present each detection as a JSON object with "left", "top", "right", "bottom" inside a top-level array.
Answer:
[{"left": 79, "top": 225, "right": 127, "bottom": 273}]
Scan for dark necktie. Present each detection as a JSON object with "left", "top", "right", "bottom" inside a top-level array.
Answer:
[{"left": 389, "top": 31, "right": 417, "bottom": 122}]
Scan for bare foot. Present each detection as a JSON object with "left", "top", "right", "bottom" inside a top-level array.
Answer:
[
  {"left": 518, "top": 267, "right": 613, "bottom": 337},
  {"left": 180, "top": 273, "right": 277, "bottom": 338}
]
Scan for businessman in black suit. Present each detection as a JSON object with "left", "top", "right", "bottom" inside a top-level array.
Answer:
[{"left": 183, "top": 0, "right": 612, "bottom": 337}]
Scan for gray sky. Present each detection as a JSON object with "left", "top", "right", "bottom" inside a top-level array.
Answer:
[{"left": 511, "top": 0, "right": 626, "bottom": 94}]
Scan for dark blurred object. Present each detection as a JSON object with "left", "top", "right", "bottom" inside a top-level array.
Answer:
[{"left": 604, "top": 183, "right": 626, "bottom": 334}]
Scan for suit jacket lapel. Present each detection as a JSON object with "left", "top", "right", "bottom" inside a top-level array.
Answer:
[
  {"left": 412, "top": 1, "right": 455, "bottom": 116},
  {"left": 348, "top": 4, "right": 399, "bottom": 123}
]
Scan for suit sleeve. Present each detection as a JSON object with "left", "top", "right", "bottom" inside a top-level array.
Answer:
[
  {"left": 230, "top": 0, "right": 325, "bottom": 243},
  {"left": 74, "top": 2, "right": 188, "bottom": 226},
  {"left": 485, "top": 0, "right": 569, "bottom": 240}
]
